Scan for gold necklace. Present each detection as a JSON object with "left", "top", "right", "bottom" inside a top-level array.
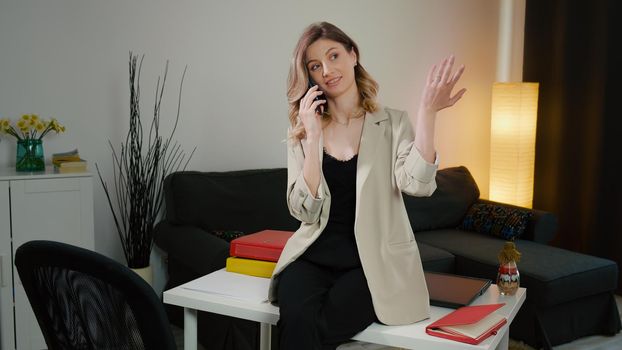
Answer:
[{"left": 330, "top": 109, "right": 365, "bottom": 126}]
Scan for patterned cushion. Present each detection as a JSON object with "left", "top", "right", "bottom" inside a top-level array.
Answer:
[{"left": 459, "top": 203, "right": 532, "bottom": 240}]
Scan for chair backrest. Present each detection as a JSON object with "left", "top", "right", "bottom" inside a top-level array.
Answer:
[{"left": 15, "top": 240, "right": 176, "bottom": 350}]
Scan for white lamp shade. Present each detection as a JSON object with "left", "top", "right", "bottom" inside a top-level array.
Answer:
[{"left": 490, "top": 82, "right": 539, "bottom": 208}]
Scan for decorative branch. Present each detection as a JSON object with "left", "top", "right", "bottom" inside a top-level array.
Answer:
[{"left": 96, "top": 52, "right": 196, "bottom": 268}]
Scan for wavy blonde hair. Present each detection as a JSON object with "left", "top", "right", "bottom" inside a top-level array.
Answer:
[{"left": 287, "top": 22, "right": 379, "bottom": 141}]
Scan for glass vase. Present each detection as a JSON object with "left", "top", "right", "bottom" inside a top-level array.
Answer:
[
  {"left": 497, "top": 260, "right": 520, "bottom": 296},
  {"left": 16, "top": 139, "right": 45, "bottom": 172}
]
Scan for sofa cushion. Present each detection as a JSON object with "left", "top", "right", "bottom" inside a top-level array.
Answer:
[
  {"left": 459, "top": 203, "right": 533, "bottom": 240},
  {"left": 415, "top": 229, "right": 619, "bottom": 307},
  {"left": 418, "top": 242, "right": 455, "bottom": 273},
  {"left": 405, "top": 166, "right": 480, "bottom": 232},
  {"left": 163, "top": 169, "right": 300, "bottom": 235},
  {"left": 154, "top": 221, "right": 230, "bottom": 276}
]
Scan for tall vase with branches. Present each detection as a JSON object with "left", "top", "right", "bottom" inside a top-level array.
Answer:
[{"left": 97, "top": 52, "right": 195, "bottom": 272}]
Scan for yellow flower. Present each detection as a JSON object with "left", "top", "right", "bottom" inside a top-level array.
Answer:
[
  {"left": 29, "top": 114, "right": 40, "bottom": 127},
  {"left": 0, "top": 115, "right": 64, "bottom": 140},
  {"left": 0, "top": 119, "right": 9, "bottom": 131},
  {"left": 50, "top": 118, "right": 65, "bottom": 133},
  {"left": 17, "top": 119, "right": 28, "bottom": 131}
]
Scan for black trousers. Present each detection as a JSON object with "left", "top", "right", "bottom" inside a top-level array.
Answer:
[{"left": 276, "top": 259, "right": 377, "bottom": 350}]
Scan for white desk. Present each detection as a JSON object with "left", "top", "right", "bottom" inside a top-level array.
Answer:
[{"left": 163, "top": 269, "right": 526, "bottom": 350}]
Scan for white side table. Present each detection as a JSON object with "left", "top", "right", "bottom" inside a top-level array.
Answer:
[{"left": 164, "top": 269, "right": 526, "bottom": 350}]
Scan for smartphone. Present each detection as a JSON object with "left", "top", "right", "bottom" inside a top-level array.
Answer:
[{"left": 308, "top": 78, "right": 326, "bottom": 114}]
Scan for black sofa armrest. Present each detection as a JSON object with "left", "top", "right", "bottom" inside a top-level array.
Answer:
[
  {"left": 154, "top": 220, "right": 229, "bottom": 277},
  {"left": 476, "top": 199, "right": 558, "bottom": 244}
]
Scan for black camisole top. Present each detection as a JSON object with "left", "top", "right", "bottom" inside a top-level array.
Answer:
[{"left": 300, "top": 149, "right": 361, "bottom": 270}]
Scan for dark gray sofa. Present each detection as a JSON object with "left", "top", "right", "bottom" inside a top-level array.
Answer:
[{"left": 154, "top": 166, "right": 621, "bottom": 349}]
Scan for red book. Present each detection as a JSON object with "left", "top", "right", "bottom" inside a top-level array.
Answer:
[
  {"left": 426, "top": 303, "right": 507, "bottom": 345},
  {"left": 229, "top": 230, "right": 294, "bottom": 262}
]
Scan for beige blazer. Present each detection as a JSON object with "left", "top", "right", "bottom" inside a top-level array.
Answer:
[{"left": 268, "top": 106, "right": 438, "bottom": 325}]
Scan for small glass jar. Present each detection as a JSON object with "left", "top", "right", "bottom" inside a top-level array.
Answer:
[
  {"left": 497, "top": 260, "right": 520, "bottom": 296},
  {"left": 16, "top": 139, "right": 45, "bottom": 172}
]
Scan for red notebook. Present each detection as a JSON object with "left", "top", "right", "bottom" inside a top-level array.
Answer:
[
  {"left": 426, "top": 303, "right": 507, "bottom": 345},
  {"left": 229, "top": 230, "right": 294, "bottom": 262}
]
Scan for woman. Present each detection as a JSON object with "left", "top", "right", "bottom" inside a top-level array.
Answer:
[{"left": 268, "top": 22, "right": 466, "bottom": 349}]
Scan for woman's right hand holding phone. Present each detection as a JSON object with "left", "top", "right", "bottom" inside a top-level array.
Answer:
[
  {"left": 298, "top": 85, "right": 325, "bottom": 142},
  {"left": 298, "top": 84, "right": 325, "bottom": 198}
]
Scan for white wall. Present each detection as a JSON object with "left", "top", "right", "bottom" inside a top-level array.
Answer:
[{"left": 0, "top": 0, "right": 523, "bottom": 273}]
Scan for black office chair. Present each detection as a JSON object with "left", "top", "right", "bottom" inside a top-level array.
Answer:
[{"left": 15, "top": 240, "right": 176, "bottom": 350}]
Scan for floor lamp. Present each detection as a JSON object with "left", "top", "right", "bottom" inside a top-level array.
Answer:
[
  {"left": 489, "top": 0, "right": 539, "bottom": 208},
  {"left": 489, "top": 82, "right": 539, "bottom": 208}
]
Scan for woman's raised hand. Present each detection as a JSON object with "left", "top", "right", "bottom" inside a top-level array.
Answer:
[
  {"left": 420, "top": 55, "right": 466, "bottom": 113},
  {"left": 298, "top": 85, "right": 325, "bottom": 141}
]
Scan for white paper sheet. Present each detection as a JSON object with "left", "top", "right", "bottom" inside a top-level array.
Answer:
[{"left": 182, "top": 269, "right": 270, "bottom": 303}]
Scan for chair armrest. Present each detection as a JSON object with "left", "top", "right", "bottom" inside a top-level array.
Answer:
[
  {"left": 154, "top": 220, "right": 229, "bottom": 277},
  {"left": 476, "top": 199, "right": 558, "bottom": 244}
]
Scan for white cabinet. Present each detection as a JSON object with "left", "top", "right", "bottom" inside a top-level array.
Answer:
[{"left": 0, "top": 168, "right": 94, "bottom": 350}]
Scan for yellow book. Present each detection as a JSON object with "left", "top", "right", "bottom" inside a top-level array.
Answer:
[
  {"left": 53, "top": 159, "right": 86, "bottom": 167},
  {"left": 52, "top": 149, "right": 81, "bottom": 163},
  {"left": 53, "top": 155, "right": 81, "bottom": 162},
  {"left": 226, "top": 257, "right": 276, "bottom": 278},
  {"left": 54, "top": 160, "right": 87, "bottom": 173}
]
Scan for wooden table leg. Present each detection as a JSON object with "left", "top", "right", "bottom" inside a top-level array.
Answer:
[
  {"left": 260, "top": 322, "right": 271, "bottom": 350},
  {"left": 184, "top": 308, "right": 198, "bottom": 350}
]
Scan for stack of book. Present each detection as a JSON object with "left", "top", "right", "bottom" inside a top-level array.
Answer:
[
  {"left": 52, "top": 149, "right": 87, "bottom": 173},
  {"left": 226, "top": 229, "right": 293, "bottom": 278}
]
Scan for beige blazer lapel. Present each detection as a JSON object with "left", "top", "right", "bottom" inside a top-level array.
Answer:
[{"left": 356, "top": 107, "right": 389, "bottom": 214}]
